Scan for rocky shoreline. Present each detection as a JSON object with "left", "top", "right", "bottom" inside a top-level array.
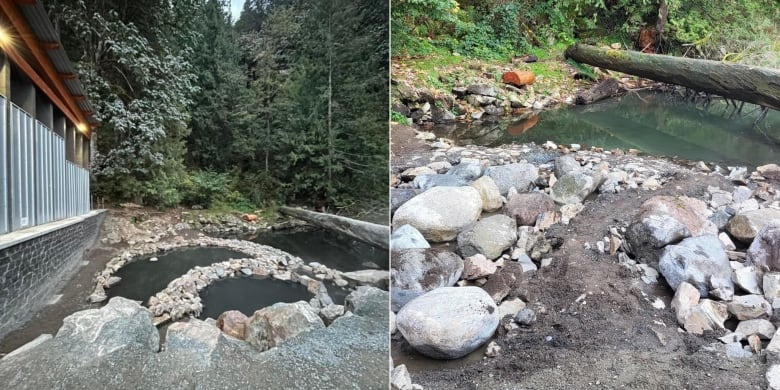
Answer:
[{"left": 389, "top": 123, "right": 780, "bottom": 388}]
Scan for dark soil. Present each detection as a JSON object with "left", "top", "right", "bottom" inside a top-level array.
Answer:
[{"left": 396, "top": 164, "right": 767, "bottom": 389}]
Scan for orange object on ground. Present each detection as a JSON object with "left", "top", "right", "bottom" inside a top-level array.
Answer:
[
  {"left": 502, "top": 70, "right": 536, "bottom": 87},
  {"left": 506, "top": 115, "right": 539, "bottom": 136}
]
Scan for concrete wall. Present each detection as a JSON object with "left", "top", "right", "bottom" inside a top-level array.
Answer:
[{"left": 0, "top": 210, "right": 105, "bottom": 340}]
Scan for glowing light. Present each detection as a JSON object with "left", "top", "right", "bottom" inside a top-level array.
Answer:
[
  {"left": 0, "top": 23, "right": 16, "bottom": 50},
  {"left": 77, "top": 123, "right": 88, "bottom": 133}
]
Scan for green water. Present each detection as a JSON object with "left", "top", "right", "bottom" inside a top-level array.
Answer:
[{"left": 434, "top": 93, "right": 780, "bottom": 168}]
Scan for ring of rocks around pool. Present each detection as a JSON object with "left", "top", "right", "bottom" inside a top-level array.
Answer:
[{"left": 89, "top": 236, "right": 363, "bottom": 326}]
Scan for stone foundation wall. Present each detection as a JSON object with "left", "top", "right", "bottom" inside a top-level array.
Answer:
[{"left": 0, "top": 211, "right": 105, "bottom": 340}]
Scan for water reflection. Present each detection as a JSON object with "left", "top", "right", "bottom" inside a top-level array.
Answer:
[{"left": 432, "top": 92, "right": 780, "bottom": 168}]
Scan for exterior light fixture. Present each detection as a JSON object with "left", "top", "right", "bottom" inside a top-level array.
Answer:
[
  {"left": 77, "top": 123, "right": 88, "bottom": 133},
  {"left": 0, "top": 24, "right": 13, "bottom": 48}
]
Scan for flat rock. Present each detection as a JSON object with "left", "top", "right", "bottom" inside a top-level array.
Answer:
[
  {"left": 392, "top": 186, "right": 483, "bottom": 242},
  {"left": 758, "top": 163, "right": 780, "bottom": 181},
  {"left": 504, "top": 192, "right": 556, "bottom": 226},
  {"left": 341, "top": 270, "right": 390, "bottom": 289},
  {"left": 446, "top": 160, "right": 486, "bottom": 181},
  {"left": 658, "top": 235, "right": 733, "bottom": 298},
  {"left": 746, "top": 225, "right": 780, "bottom": 271},
  {"left": 735, "top": 319, "right": 776, "bottom": 340},
  {"left": 456, "top": 214, "right": 517, "bottom": 260},
  {"left": 462, "top": 254, "right": 498, "bottom": 280},
  {"left": 727, "top": 209, "right": 780, "bottom": 244},
  {"left": 497, "top": 298, "right": 526, "bottom": 319},
  {"left": 391, "top": 224, "right": 431, "bottom": 250},
  {"left": 245, "top": 301, "right": 325, "bottom": 351},
  {"left": 466, "top": 84, "right": 498, "bottom": 97},
  {"left": 728, "top": 295, "right": 771, "bottom": 320},
  {"left": 471, "top": 176, "right": 503, "bottom": 212},
  {"left": 484, "top": 163, "right": 539, "bottom": 196},
  {"left": 396, "top": 287, "right": 499, "bottom": 359},
  {"left": 391, "top": 249, "right": 464, "bottom": 311}
]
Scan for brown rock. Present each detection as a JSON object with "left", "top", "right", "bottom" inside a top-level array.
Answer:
[
  {"left": 502, "top": 71, "right": 536, "bottom": 87},
  {"left": 758, "top": 163, "right": 780, "bottom": 180},
  {"left": 481, "top": 262, "right": 524, "bottom": 303},
  {"left": 216, "top": 310, "right": 249, "bottom": 340},
  {"left": 462, "top": 254, "right": 498, "bottom": 280},
  {"left": 671, "top": 282, "right": 700, "bottom": 325},
  {"left": 727, "top": 209, "right": 780, "bottom": 244},
  {"left": 504, "top": 192, "right": 556, "bottom": 226},
  {"left": 242, "top": 214, "right": 259, "bottom": 222}
]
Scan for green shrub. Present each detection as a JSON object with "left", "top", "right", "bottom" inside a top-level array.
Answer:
[{"left": 180, "top": 171, "right": 231, "bottom": 208}]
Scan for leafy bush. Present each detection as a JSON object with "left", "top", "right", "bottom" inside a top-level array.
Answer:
[{"left": 180, "top": 171, "right": 231, "bottom": 208}]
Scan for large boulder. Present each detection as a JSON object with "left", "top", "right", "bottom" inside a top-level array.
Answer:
[
  {"left": 549, "top": 170, "right": 606, "bottom": 205},
  {"left": 413, "top": 174, "right": 471, "bottom": 190},
  {"left": 396, "top": 287, "right": 499, "bottom": 359},
  {"left": 625, "top": 196, "right": 718, "bottom": 266},
  {"left": 746, "top": 224, "right": 780, "bottom": 272},
  {"left": 244, "top": 301, "right": 325, "bottom": 351},
  {"left": 391, "top": 224, "right": 430, "bottom": 250},
  {"left": 504, "top": 192, "right": 556, "bottom": 226},
  {"left": 165, "top": 318, "right": 250, "bottom": 361},
  {"left": 658, "top": 235, "right": 733, "bottom": 298},
  {"left": 345, "top": 286, "right": 389, "bottom": 318},
  {"left": 728, "top": 209, "right": 780, "bottom": 244},
  {"left": 341, "top": 270, "right": 390, "bottom": 290},
  {"left": 456, "top": 215, "right": 518, "bottom": 260},
  {"left": 471, "top": 176, "right": 503, "bottom": 212},
  {"left": 554, "top": 155, "right": 581, "bottom": 178},
  {"left": 467, "top": 84, "right": 498, "bottom": 97},
  {"left": 56, "top": 297, "right": 158, "bottom": 355},
  {"left": 391, "top": 248, "right": 464, "bottom": 312},
  {"left": 392, "top": 186, "right": 483, "bottom": 242},
  {"left": 484, "top": 163, "right": 539, "bottom": 196}
]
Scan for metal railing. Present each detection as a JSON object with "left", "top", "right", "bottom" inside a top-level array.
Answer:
[{"left": 0, "top": 97, "right": 90, "bottom": 234}]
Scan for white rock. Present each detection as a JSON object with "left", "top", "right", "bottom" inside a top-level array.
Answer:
[
  {"left": 516, "top": 253, "right": 537, "bottom": 273},
  {"left": 391, "top": 365, "right": 412, "bottom": 390},
  {"left": 727, "top": 294, "right": 772, "bottom": 320},
  {"left": 718, "top": 232, "right": 736, "bottom": 251},
  {"left": 765, "top": 273, "right": 780, "bottom": 301},
  {"left": 767, "top": 364, "right": 780, "bottom": 390},
  {"left": 735, "top": 319, "right": 776, "bottom": 340},
  {"left": 682, "top": 299, "right": 727, "bottom": 335},
  {"left": 671, "top": 282, "right": 700, "bottom": 325},
  {"left": 498, "top": 298, "right": 526, "bottom": 319},
  {"left": 733, "top": 266, "right": 763, "bottom": 295}
]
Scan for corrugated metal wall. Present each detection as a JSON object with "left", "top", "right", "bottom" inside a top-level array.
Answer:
[{"left": 2, "top": 98, "right": 89, "bottom": 234}]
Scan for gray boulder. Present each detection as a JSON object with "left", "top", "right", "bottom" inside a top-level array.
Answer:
[
  {"left": 728, "top": 209, "right": 780, "bottom": 244},
  {"left": 658, "top": 235, "right": 733, "bottom": 298},
  {"left": 554, "top": 155, "right": 581, "bottom": 178},
  {"left": 244, "top": 301, "right": 325, "bottom": 351},
  {"left": 56, "top": 297, "right": 159, "bottom": 355},
  {"left": 391, "top": 188, "right": 420, "bottom": 214},
  {"left": 485, "top": 163, "right": 539, "bottom": 196},
  {"left": 391, "top": 249, "right": 464, "bottom": 312},
  {"left": 396, "top": 287, "right": 499, "bottom": 359},
  {"left": 391, "top": 224, "right": 430, "bottom": 250},
  {"left": 746, "top": 224, "right": 780, "bottom": 272},
  {"left": 550, "top": 170, "right": 606, "bottom": 205},
  {"left": 341, "top": 270, "right": 390, "bottom": 290},
  {"left": 446, "top": 160, "right": 486, "bottom": 181},
  {"left": 413, "top": 174, "right": 471, "bottom": 190},
  {"left": 466, "top": 84, "right": 498, "bottom": 97},
  {"left": 345, "top": 286, "right": 389, "bottom": 318},
  {"left": 165, "top": 319, "right": 253, "bottom": 365},
  {"left": 392, "top": 186, "right": 483, "bottom": 242},
  {"left": 457, "top": 215, "right": 517, "bottom": 260},
  {"left": 504, "top": 192, "right": 556, "bottom": 226}
]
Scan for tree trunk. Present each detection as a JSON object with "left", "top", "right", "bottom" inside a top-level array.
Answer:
[
  {"left": 280, "top": 206, "right": 389, "bottom": 250},
  {"left": 575, "top": 78, "right": 621, "bottom": 105},
  {"left": 565, "top": 44, "right": 780, "bottom": 111}
]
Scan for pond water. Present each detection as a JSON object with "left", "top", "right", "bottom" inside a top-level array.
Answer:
[
  {"left": 433, "top": 92, "right": 780, "bottom": 168},
  {"left": 106, "top": 247, "right": 247, "bottom": 302},
  {"left": 198, "top": 276, "right": 313, "bottom": 320},
  {"left": 250, "top": 228, "right": 389, "bottom": 272}
]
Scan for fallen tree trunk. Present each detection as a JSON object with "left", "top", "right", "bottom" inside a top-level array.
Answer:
[
  {"left": 565, "top": 44, "right": 780, "bottom": 111},
  {"left": 575, "top": 78, "right": 621, "bottom": 105},
  {"left": 280, "top": 207, "right": 389, "bottom": 250}
]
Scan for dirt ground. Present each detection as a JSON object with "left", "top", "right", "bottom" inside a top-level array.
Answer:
[{"left": 391, "top": 125, "right": 769, "bottom": 389}]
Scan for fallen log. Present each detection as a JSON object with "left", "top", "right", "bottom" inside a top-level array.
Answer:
[
  {"left": 565, "top": 44, "right": 780, "bottom": 111},
  {"left": 575, "top": 78, "right": 621, "bottom": 105},
  {"left": 280, "top": 206, "right": 389, "bottom": 250}
]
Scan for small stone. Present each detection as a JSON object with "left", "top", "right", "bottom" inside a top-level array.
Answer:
[
  {"left": 462, "top": 254, "right": 498, "bottom": 280},
  {"left": 498, "top": 298, "right": 526, "bottom": 319},
  {"left": 766, "top": 273, "right": 780, "bottom": 301},
  {"left": 514, "top": 308, "right": 536, "bottom": 326},
  {"left": 149, "top": 257, "right": 158, "bottom": 262},
  {"left": 595, "top": 241, "right": 605, "bottom": 254},
  {"left": 735, "top": 318, "right": 776, "bottom": 340},
  {"left": 683, "top": 299, "right": 727, "bottom": 335},
  {"left": 391, "top": 364, "right": 412, "bottom": 390},
  {"left": 748, "top": 334, "right": 762, "bottom": 352},
  {"left": 728, "top": 295, "right": 772, "bottom": 320},
  {"left": 516, "top": 253, "right": 537, "bottom": 273},
  {"left": 541, "top": 258, "right": 553, "bottom": 268},
  {"left": 671, "top": 282, "right": 700, "bottom": 325},
  {"left": 642, "top": 178, "right": 661, "bottom": 190},
  {"left": 718, "top": 232, "right": 736, "bottom": 251},
  {"left": 733, "top": 266, "right": 763, "bottom": 295},
  {"left": 485, "top": 341, "right": 501, "bottom": 358}
]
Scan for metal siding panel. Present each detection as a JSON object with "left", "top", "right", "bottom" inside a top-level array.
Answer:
[{"left": 0, "top": 97, "right": 6, "bottom": 234}]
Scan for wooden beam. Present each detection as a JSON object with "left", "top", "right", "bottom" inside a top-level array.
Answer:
[
  {"left": 59, "top": 73, "right": 76, "bottom": 80},
  {"left": 73, "top": 94, "right": 85, "bottom": 101},
  {"left": 0, "top": 1, "right": 92, "bottom": 137}
]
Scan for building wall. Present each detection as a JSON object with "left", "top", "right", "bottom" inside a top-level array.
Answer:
[{"left": 0, "top": 210, "right": 105, "bottom": 340}]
